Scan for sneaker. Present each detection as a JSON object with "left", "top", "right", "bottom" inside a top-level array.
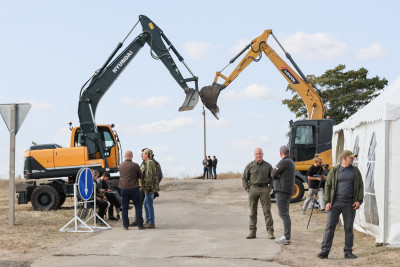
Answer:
[
  {"left": 275, "top": 235, "right": 291, "bottom": 245},
  {"left": 317, "top": 252, "right": 329, "bottom": 259},
  {"left": 301, "top": 210, "right": 305, "bottom": 215},
  {"left": 138, "top": 226, "right": 145, "bottom": 230},
  {"left": 344, "top": 252, "right": 357, "bottom": 259},
  {"left": 116, "top": 214, "right": 120, "bottom": 220},
  {"left": 108, "top": 216, "right": 118, "bottom": 221}
]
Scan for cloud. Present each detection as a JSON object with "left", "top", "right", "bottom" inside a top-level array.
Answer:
[
  {"left": 121, "top": 96, "right": 170, "bottom": 108},
  {"left": 225, "top": 84, "right": 279, "bottom": 101},
  {"left": 23, "top": 100, "right": 55, "bottom": 110},
  {"left": 183, "top": 41, "right": 212, "bottom": 60},
  {"left": 278, "top": 32, "right": 347, "bottom": 61},
  {"left": 136, "top": 116, "right": 194, "bottom": 134},
  {"left": 357, "top": 43, "right": 388, "bottom": 59},
  {"left": 232, "top": 134, "right": 269, "bottom": 151},
  {"left": 230, "top": 39, "right": 252, "bottom": 54}
]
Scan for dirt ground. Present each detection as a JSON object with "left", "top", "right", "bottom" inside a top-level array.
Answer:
[{"left": 0, "top": 177, "right": 399, "bottom": 266}]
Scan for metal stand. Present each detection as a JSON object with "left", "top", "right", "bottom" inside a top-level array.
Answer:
[{"left": 60, "top": 183, "right": 111, "bottom": 232}]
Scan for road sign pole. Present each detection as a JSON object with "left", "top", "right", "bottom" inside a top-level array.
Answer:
[{"left": 9, "top": 104, "right": 16, "bottom": 226}]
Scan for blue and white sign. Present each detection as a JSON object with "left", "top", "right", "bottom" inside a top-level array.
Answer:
[{"left": 77, "top": 168, "right": 94, "bottom": 200}]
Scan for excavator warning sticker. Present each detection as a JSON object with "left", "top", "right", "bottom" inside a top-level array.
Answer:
[
  {"left": 281, "top": 67, "right": 300, "bottom": 84},
  {"left": 148, "top": 23, "right": 154, "bottom": 30}
]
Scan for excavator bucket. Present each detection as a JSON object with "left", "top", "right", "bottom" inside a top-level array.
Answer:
[
  {"left": 179, "top": 88, "right": 200, "bottom": 111},
  {"left": 199, "top": 83, "right": 225, "bottom": 119}
]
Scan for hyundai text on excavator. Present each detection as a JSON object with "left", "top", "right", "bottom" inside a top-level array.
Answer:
[
  {"left": 17, "top": 15, "right": 199, "bottom": 210},
  {"left": 200, "top": 29, "right": 335, "bottom": 202}
]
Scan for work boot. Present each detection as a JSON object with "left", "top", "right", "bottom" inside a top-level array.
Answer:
[
  {"left": 144, "top": 223, "right": 155, "bottom": 229},
  {"left": 268, "top": 231, "right": 275, "bottom": 239},
  {"left": 344, "top": 252, "right": 357, "bottom": 259},
  {"left": 246, "top": 232, "right": 256, "bottom": 239},
  {"left": 317, "top": 252, "right": 329, "bottom": 259}
]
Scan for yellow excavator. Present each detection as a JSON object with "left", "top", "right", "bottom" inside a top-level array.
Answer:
[
  {"left": 18, "top": 15, "right": 199, "bottom": 210},
  {"left": 200, "top": 29, "right": 335, "bottom": 202}
]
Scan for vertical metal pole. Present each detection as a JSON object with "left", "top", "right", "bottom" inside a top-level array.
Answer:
[
  {"left": 383, "top": 120, "right": 390, "bottom": 245},
  {"left": 9, "top": 104, "right": 16, "bottom": 226},
  {"left": 203, "top": 106, "right": 206, "bottom": 157}
]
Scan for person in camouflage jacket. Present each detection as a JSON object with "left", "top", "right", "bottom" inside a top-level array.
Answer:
[{"left": 142, "top": 148, "right": 159, "bottom": 228}]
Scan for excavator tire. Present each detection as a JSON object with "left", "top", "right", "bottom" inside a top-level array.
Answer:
[
  {"left": 291, "top": 179, "right": 305, "bottom": 203},
  {"left": 31, "top": 185, "right": 61, "bottom": 211}
]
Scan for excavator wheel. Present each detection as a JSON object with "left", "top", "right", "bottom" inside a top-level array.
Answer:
[
  {"left": 199, "top": 83, "right": 224, "bottom": 119},
  {"left": 31, "top": 185, "right": 61, "bottom": 211},
  {"left": 290, "top": 179, "right": 305, "bottom": 203}
]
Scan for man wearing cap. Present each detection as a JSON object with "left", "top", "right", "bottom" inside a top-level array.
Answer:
[
  {"left": 317, "top": 150, "right": 364, "bottom": 259},
  {"left": 142, "top": 148, "right": 159, "bottom": 229},
  {"left": 242, "top": 147, "right": 275, "bottom": 240}
]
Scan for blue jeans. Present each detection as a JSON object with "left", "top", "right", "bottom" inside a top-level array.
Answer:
[
  {"left": 203, "top": 167, "right": 209, "bottom": 179},
  {"left": 212, "top": 167, "right": 217, "bottom": 179},
  {"left": 121, "top": 188, "right": 143, "bottom": 228},
  {"left": 144, "top": 191, "right": 155, "bottom": 224}
]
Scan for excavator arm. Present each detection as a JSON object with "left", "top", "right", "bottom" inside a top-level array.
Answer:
[
  {"left": 200, "top": 29, "right": 324, "bottom": 120},
  {"left": 78, "top": 15, "right": 199, "bottom": 162}
]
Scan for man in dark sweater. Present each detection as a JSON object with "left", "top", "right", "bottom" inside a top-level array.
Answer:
[
  {"left": 272, "top": 145, "right": 295, "bottom": 245},
  {"left": 317, "top": 150, "right": 364, "bottom": 259},
  {"left": 118, "top": 150, "right": 144, "bottom": 230}
]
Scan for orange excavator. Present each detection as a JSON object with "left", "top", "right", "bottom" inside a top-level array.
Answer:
[{"left": 200, "top": 29, "right": 335, "bottom": 202}]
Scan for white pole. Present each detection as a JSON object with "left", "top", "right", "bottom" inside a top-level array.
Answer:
[{"left": 383, "top": 120, "right": 390, "bottom": 245}]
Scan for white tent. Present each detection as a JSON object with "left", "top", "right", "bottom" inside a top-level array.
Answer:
[{"left": 332, "top": 76, "right": 400, "bottom": 246}]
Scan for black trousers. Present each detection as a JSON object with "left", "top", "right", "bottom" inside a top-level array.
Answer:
[
  {"left": 105, "top": 192, "right": 121, "bottom": 217},
  {"left": 321, "top": 200, "right": 356, "bottom": 254},
  {"left": 96, "top": 199, "right": 108, "bottom": 219}
]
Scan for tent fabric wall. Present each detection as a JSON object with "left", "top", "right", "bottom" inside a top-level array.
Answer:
[{"left": 332, "top": 76, "right": 400, "bottom": 246}]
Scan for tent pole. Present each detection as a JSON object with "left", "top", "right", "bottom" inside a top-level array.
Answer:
[{"left": 383, "top": 120, "right": 390, "bottom": 245}]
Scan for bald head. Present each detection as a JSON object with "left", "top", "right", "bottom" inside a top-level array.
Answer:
[
  {"left": 124, "top": 150, "right": 133, "bottom": 160},
  {"left": 254, "top": 147, "right": 264, "bottom": 163}
]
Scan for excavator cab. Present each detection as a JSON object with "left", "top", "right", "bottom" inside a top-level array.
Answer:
[
  {"left": 71, "top": 125, "right": 120, "bottom": 172},
  {"left": 289, "top": 119, "right": 335, "bottom": 172}
]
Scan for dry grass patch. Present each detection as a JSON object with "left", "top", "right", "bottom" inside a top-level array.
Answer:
[{"left": 0, "top": 180, "right": 97, "bottom": 262}]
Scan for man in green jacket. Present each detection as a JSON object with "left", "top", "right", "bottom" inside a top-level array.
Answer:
[{"left": 317, "top": 150, "right": 364, "bottom": 259}]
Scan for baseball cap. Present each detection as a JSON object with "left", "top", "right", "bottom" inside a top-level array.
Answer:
[
  {"left": 143, "top": 148, "right": 153, "bottom": 156},
  {"left": 340, "top": 150, "right": 357, "bottom": 158}
]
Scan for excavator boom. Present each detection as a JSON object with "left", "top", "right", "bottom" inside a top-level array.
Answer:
[
  {"left": 79, "top": 15, "right": 199, "bottom": 160},
  {"left": 200, "top": 30, "right": 324, "bottom": 120}
]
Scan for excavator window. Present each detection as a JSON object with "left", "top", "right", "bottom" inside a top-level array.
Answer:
[
  {"left": 101, "top": 130, "right": 115, "bottom": 157},
  {"left": 293, "top": 125, "right": 316, "bottom": 162}
]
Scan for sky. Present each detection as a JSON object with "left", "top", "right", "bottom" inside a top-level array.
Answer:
[{"left": 0, "top": 0, "right": 399, "bottom": 179}]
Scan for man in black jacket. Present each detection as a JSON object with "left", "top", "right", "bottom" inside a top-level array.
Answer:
[
  {"left": 272, "top": 145, "right": 295, "bottom": 245},
  {"left": 212, "top": 156, "right": 218, "bottom": 179}
]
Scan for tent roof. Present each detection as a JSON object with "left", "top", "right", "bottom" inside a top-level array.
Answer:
[{"left": 334, "top": 76, "right": 400, "bottom": 131}]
